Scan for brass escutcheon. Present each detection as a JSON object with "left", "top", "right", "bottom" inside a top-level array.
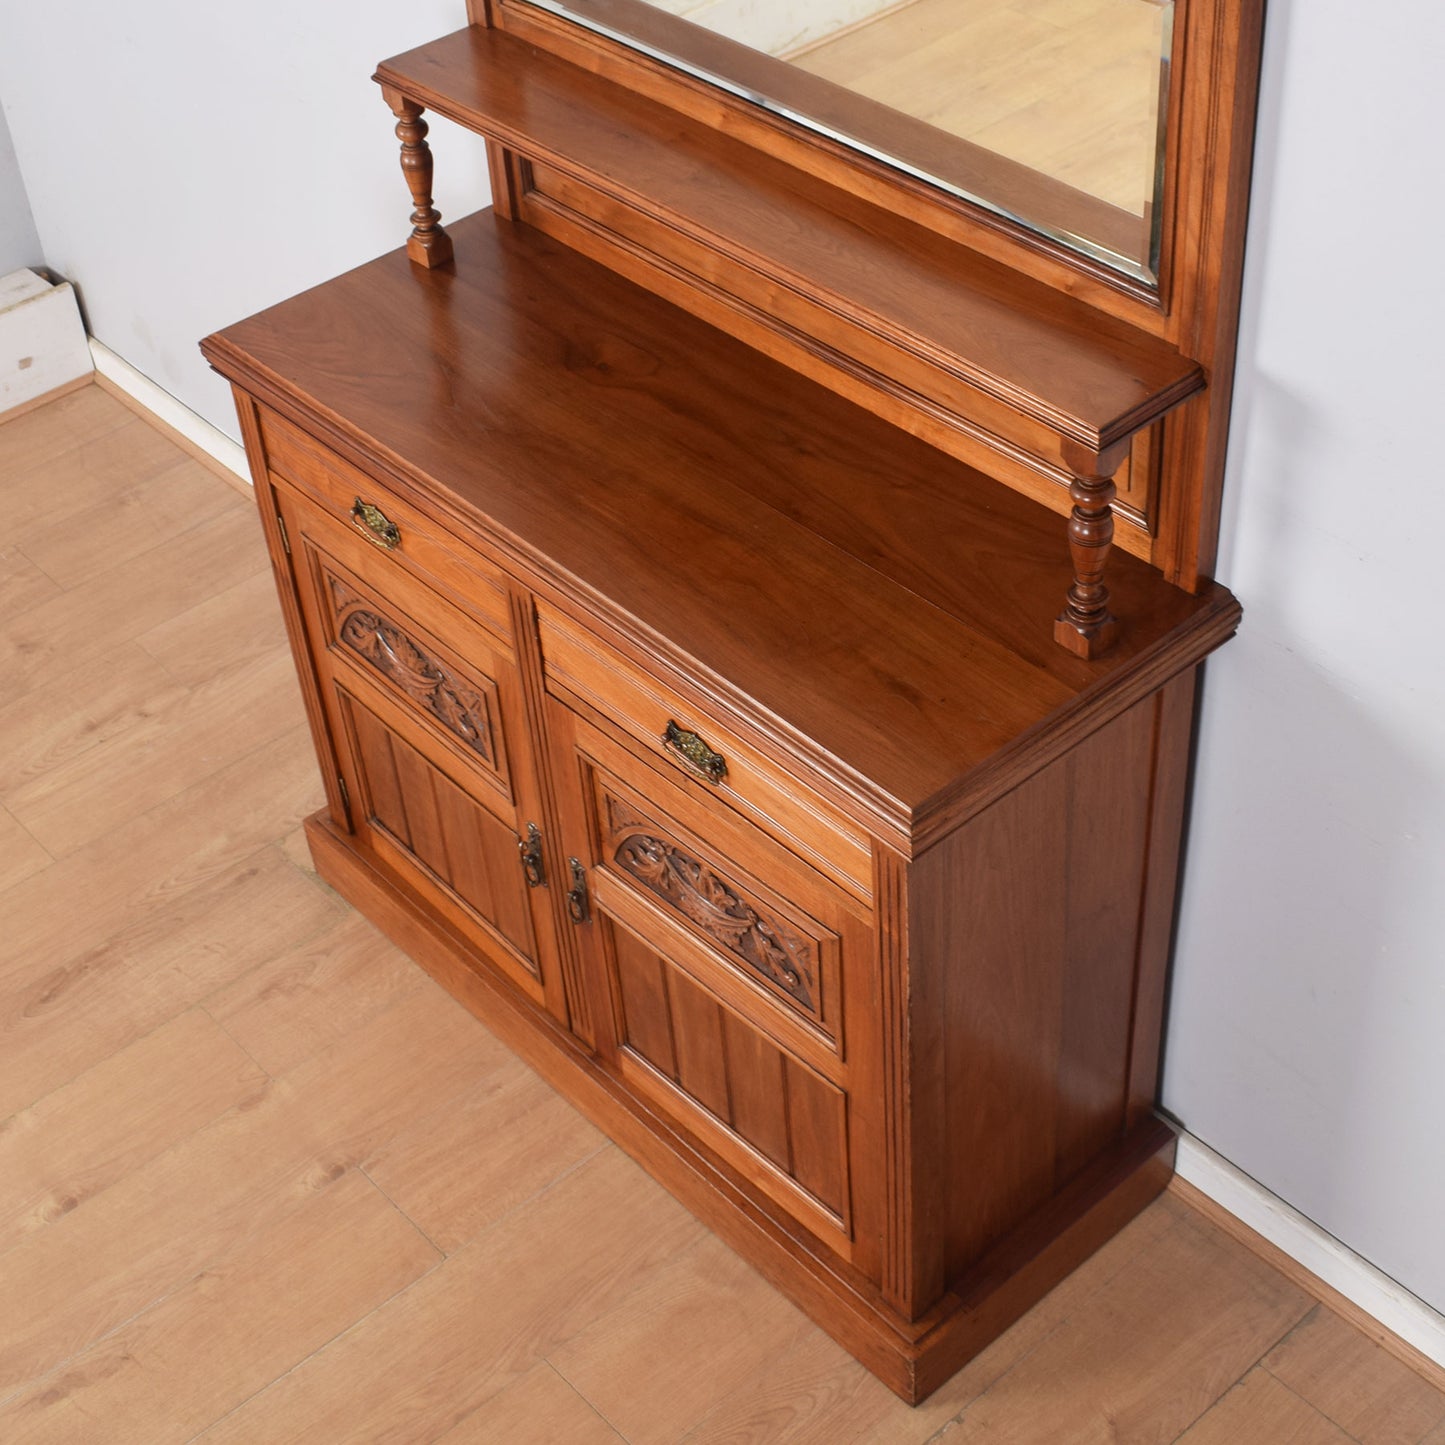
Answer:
[
  {"left": 566, "top": 858, "right": 590, "bottom": 924},
  {"left": 518, "top": 822, "right": 546, "bottom": 889}
]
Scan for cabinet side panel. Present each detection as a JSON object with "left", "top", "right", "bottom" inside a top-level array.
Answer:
[
  {"left": 924, "top": 766, "right": 1070, "bottom": 1274},
  {"left": 1055, "top": 699, "right": 1159, "bottom": 1181},
  {"left": 914, "top": 687, "right": 1171, "bottom": 1279},
  {"left": 1125, "top": 666, "right": 1199, "bottom": 1125}
]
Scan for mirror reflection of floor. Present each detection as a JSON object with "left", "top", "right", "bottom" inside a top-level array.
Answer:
[{"left": 786, "top": 0, "right": 1166, "bottom": 219}]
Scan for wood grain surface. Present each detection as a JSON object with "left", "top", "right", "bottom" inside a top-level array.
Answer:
[
  {"left": 202, "top": 212, "right": 1239, "bottom": 843},
  {"left": 376, "top": 25, "right": 1201, "bottom": 446},
  {"left": 480, "top": 0, "right": 1265, "bottom": 593},
  {"left": 200, "top": 177, "right": 1245, "bottom": 1395}
]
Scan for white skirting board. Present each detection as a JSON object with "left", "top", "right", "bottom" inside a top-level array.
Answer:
[
  {"left": 88, "top": 338, "right": 250, "bottom": 484},
  {"left": 1177, "top": 1133, "right": 1445, "bottom": 1368}
]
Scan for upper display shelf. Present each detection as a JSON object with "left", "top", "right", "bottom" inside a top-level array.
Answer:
[
  {"left": 374, "top": 22, "right": 1205, "bottom": 658},
  {"left": 516, "top": 0, "right": 1176, "bottom": 283},
  {"left": 373, "top": 0, "right": 1264, "bottom": 643},
  {"left": 373, "top": 25, "right": 1201, "bottom": 451}
]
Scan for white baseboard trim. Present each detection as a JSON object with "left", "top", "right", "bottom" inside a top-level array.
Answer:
[
  {"left": 88, "top": 339, "right": 249, "bottom": 484},
  {"left": 1176, "top": 1133, "right": 1445, "bottom": 1369}
]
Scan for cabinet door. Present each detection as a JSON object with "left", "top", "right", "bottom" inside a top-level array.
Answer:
[
  {"left": 546, "top": 696, "right": 884, "bottom": 1275},
  {"left": 275, "top": 480, "right": 567, "bottom": 1021}
]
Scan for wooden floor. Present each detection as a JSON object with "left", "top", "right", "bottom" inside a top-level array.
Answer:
[{"left": 2, "top": 383, "right": 1444, "bottom": 1443}]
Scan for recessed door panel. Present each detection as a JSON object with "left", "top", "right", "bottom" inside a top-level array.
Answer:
[
  {"left": 609, "top": 917, "right": 851, "bottom": 1239},
  {"left": 343, "top": 690, "right": 540, "bottom": 982},
  {"left": 545, "top": 693, "right": 882, "bottom": 1266}
]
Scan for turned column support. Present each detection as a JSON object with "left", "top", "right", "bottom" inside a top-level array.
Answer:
[
  {"left": 380, "top": 85, "right": 454, "bottom": 269},
  {"left": 1054, "top": 436, "right": 1132, "bottom": 659}
]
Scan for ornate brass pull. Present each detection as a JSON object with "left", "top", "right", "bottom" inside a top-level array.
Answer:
[
  {"left": 518, "top": 822, "right": 546, "bottom": 889},
  {"left": 662, "top": 720, "right": 727, "bottom": 784},
  {"left": 350, "top": 498, "right": 402, "bottom": 550},
  {"left": 566, "top": 858, "right": 590, "bottom": 924}
]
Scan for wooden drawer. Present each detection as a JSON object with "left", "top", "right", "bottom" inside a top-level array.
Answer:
[
  {"left": 537, "top": 601, "right": 873, "bottom": 903},
  {"left": 258, "top": 406, "right": 513, "bottom": 643}
]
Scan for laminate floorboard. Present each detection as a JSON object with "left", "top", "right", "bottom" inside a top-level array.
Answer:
[
  {"left": 0, "top": 384, "right": 1440, "bottom": 1441},
  {"left": 435, "top": 1363, "right": 626, "bottom": 1444},
  {"left": 1263, "top": 1306, "right": 1445, "bottom": 1444}
]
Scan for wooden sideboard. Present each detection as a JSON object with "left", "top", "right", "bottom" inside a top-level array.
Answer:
[{"left": 202, "top": 1, "right": 1262, "bottom": 1405}]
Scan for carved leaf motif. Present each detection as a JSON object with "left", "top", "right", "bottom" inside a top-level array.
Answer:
[
  {"left": 330, "top": 583, "right": 492, "bottom": 763},
  {"left": 606, "top": 794, "right": 648, "bottom": 837},
  {"left": 614, "top": 830, "right": 816, "bottom": 1011},
  {"left": 430, "top": 683, "right": 486, "bottom": 748}
]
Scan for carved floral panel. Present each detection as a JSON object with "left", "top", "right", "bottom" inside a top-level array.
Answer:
[
  {"left": 604, "top": 793, "right": 823, "bottom": 1020},
  {"left": 329, "top": 576, "right": 494, "bottom": 764}
]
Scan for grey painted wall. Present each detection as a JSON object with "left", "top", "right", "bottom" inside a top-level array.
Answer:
[
  {"left": 1, "top": 0, "right": 1441, "bottom": 1322},
  {"left": 0, "top": 1, "right": 489, "bottom": 434},
  {"left": 0, "top": 94, "right": 42, "bottom": 275},
  {"left": 1163, "top": 0, "right": 1445, "bottom": 1313}
]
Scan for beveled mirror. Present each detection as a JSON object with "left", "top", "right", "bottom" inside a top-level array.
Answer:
[{"left": 517, "top": 0, "right": 1175, "bottom": 282}]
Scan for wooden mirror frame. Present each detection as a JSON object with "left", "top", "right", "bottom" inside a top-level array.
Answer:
[
  {"left": 482, "top": 0, "right": 1179, "bottom": 285},
  {"left": 379, "top": 0, "right": 1264, "bottom": 646}
]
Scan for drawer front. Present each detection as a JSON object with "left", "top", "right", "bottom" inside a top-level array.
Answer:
[
  {"left": 537, "top": 602, "right": 873, "bottom": 903},
  {"left": 259, "top": 405, "right": 513, "bottom": 643}
]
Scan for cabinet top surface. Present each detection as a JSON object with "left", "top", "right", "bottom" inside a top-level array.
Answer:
[{"left": 204, "top": 214, "right": 1236, "bottom": 831}]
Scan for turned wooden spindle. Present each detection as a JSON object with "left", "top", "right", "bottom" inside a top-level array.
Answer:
[
  {"left": 381, "top": 86, "right": 454, "bottom": 268},
  {"left": 1054, "top": 438, "right": 1130, "bottom": 659}
]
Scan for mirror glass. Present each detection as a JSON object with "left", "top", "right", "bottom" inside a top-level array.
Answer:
[{"left": 519, "top": 0, "right": 1176, "bottom": 283}]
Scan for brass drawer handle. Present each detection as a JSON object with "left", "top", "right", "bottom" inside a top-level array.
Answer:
[
  {"left": 662, "top": 720, "right": 727, "bottom": 784},
  {"left": 350, "top": 497, "right": 402, "bottom": 550}
]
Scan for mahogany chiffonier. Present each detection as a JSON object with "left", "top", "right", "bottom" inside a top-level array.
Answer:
[{"left": 202, "top": 0, "right": 1265, "bottom": 1403}]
